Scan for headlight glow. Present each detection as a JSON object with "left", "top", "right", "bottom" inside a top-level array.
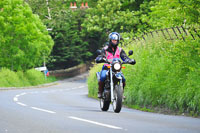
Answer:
[{"left": 114, "top": 63, "right": 121, "bottom": 71}]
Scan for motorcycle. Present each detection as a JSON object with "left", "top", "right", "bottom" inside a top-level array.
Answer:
[{"left": 96, "top": 50, "right": 134, "bottom": 113}]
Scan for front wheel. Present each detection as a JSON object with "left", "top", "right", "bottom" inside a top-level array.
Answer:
[
  {"left": 112, "top": 84, "right": 123, "bottom": 113},
  {"left": 100, "top": 98, "right": 110, "bottom": 111}
]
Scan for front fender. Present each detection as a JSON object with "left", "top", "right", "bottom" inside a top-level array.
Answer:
[{"left": 114, "top": 72, "right": 123, "bottom": 80}]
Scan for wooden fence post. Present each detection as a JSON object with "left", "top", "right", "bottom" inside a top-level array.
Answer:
[
  {"left": 172, "top": 27, "right": 179, "bottom": 39},
  {"left": 166, "top": 28, "right": 172, "bottom": 40},
  {"left": 176, "top": 26, "right": 185, "bottom": 41},
  {"left": 193, "top": 29, "right": 200, "bottom": 38},
  {"left": 142, "top": 35, "right": 146, "bottom": 41},
  {"left": 181, "top": 26, "right": 188, "bottom": 36},
  {"left": 132, "top": 26, "right": 198, "bottom": 44},
  {"left": 156, "top": 30, "right": 160, "bottom": 37},
  {"left": 161, "top": 29, "right": 167, "bottom": 39},
  {"left": 150, "top": 32, "right": 154, "bottom": 37}
]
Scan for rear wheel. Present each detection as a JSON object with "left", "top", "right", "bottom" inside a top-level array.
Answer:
[{"left": 112, "top": 84, "right": 123, "bottom": 113}]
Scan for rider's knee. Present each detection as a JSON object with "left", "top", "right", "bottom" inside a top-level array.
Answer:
[
  {"left": 100, "top": 70, "right": 107, "bottom": 82},
  {"left": 100, "top": 76, "right": 106, "bottom": 82}
]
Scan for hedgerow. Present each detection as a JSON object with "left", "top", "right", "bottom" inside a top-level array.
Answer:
[{"left": 88, "top": 36, "right": 200, "bottom": 116}]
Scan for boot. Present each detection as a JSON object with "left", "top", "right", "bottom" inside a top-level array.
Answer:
[
  {"left": 98, "top": 81, "right": 104, "bottom": 98},
  {"left": 123, "top": 82, "right": 126, "bottom": 99}
]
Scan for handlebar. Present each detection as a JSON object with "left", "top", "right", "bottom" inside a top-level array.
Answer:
[{"left": 96, "top": 56, "right": 135, "bottom": 65}]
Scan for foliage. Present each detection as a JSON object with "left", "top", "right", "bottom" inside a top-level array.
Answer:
[
  {"left": 24, "top": 0, "right": 200, "bottom": 70},
  {"left": 48, "top": 9, "right": 92, "bottom": 70},
  {"left": 87, "top": 63, "right": 102, "bottom": 98},
  {"left": 81, "top": 0, "right": 140, "bottom": 47},
  {"left": 0, "top": 68, "right": 56, "bottom": 87},
  {"left": 145, "top": 0, "right": 200, "bottom": 29},
  {"left": 88, "top": 36, "right": 200, "bottom": 115},
  {"left": 0, "top": 0, "right": 54, "bottom": 70},
  {"left": 25, "top": 69, "right": 46, "bottom": 86},
  {"left": 0, "top": 68, "right": 22, "bottom": 87},
  {"left": 26, "top": 0, "right": 92, "bottom": 70}
]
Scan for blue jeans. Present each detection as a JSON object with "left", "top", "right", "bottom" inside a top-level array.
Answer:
[{"left": 100, "top": 70, "right": 126, "bottom": 82}]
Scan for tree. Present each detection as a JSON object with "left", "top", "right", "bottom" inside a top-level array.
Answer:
[
  {"left": 26, "top": 0, "right": 93, "bottom": 70},
  {"left": 81, "top": 0, "right": 142, "bottom": 51},
  {"left": 0, "top": 0, "right": 54, "bottom": 70},
  {"left": 47, "top": 8, "right": 92, "bottom": 70},
  {"left": 146, "top": 0, "right": 200, "bottom": 29}
]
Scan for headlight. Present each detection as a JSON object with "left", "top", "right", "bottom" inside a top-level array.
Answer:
[{"left": 113, "top": 63, "right": 121, "bottom": 71}]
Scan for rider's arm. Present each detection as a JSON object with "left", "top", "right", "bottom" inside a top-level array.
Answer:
[
  {"left": 120, "top": 49, "right": 130, "bottom": 61},
  {"left": 95, "top": 48, "right": 107, "bottom": 63},
  {"left": 120, "top": 49, "right": 136, "bottom": 65}
]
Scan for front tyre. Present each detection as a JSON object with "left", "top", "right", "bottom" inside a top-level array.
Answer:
[
  {"left": 112, "top": 84, "right": 123, "bottom": 113},
  {"left": 100, "top": 98, "right": 110, "bottom": 111}
]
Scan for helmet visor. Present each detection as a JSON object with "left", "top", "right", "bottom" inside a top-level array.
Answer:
[{"left": 111, "top": 34, "right": 119, "bottom": 40}]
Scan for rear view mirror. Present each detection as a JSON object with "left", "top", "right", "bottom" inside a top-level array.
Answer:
[{"left": 128, "top": 50, "right": 133, "bottom": 56}]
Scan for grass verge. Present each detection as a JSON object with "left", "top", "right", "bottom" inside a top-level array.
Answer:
[
  {"left": 0, "top": 68, "right": 57, "bottom": 87},
  {"left": 88, "top": 36, "right": 200, "bottom": 117}
]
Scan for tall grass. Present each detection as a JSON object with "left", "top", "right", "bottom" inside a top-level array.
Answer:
[
  {"left": 0, "top": 68, "right": 57, "bottom": 87},
  {"left": 88, "top": 36, "right": 200, "bottom": 116},
  {"left": 87, "top": 63, "right": 102, "bottom": 98}
]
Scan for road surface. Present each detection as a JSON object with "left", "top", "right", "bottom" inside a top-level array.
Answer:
[{"left": 0, "top": 76, "right": 200, "bottom": 133}]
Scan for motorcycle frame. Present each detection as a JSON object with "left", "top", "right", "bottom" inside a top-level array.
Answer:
[
  {"left": 110, "top": 65, "right": 114, "bottom": 102},
  {"left": 109, "top": 64, "right": 123, "bottom": 102}
]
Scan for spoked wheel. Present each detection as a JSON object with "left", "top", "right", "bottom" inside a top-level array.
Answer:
[
  {"left": 112, "top": 85, "right": 123, "bottom": 113},
  {"left": 100, "top": 98, "right": 110, "bottom": 111}
]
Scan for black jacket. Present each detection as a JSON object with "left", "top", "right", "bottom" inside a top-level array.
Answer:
[
  {"left": 96, "top": 45, "right": 136, "bottom": 65},
  {"left": 100, "top": 45, "right": 130, "bottom": 61}
]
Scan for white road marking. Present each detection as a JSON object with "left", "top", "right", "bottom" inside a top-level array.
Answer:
[
  {"left": 13, "top": 97, "right": 18, "bottom": 102},
  {"left": 31, "top": 107, "right": 56, "bottom": 114},
  {"left": 20, "top": 92, "right": 27, "bottom": 96},
  {"left": 16, "top": 102, "right": 27, "bottom": 106},
  {"left": 15, "top": 94, "right": 20, "bottom": 97},
  {"left": 69, "top": 116, "right": 123, "bottom": 130},
  {"left": 70, "top": 87, "right": 77, "bottom": 90},
  {"left": 13, "top": 85, "right": 86, "bottom": 116},
  {"left": 12, "top": 85, "right": 125, "bottom": 130},
  {"left": 78, "top": 85, "right": 85, "bottom": 88}
]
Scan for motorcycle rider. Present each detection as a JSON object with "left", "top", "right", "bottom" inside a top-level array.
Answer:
[{"left": 96, "top": 32, "right": 136, "bottom": 98}]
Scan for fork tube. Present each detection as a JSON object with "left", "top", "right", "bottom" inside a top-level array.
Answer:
[
  {"left": 110, "top": 67, "right": 114, "bottom": 101},
  {"left": 120, "top": 79, "right": 123, "bottom": 90}
]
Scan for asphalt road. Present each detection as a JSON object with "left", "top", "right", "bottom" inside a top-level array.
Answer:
[{"left": 0, "top": 76, "right": 200, "bottom": 133}]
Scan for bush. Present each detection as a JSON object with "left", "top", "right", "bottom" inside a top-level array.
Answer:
[
  {"left": 87, "top": 63, "right": 102, "bottom": 98},
  {"left": 88, "top": 36, "right": 200, "bottom": 115},
  {"left": 16, "top": 71, "right": 31, "bottom": 86},
  {"left": 0, "top": 68, "right": 22, "bottom": 87},
  {"left": 0, "top": 68, "right": 57, "bottom": 87},
  {"left": 25, "top": 69, "right": 47, "bottom": 86}
]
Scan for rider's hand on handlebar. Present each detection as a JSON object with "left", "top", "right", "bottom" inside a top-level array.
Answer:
[
  {"left": 129, "top": 59, "right": 136, "bottom": 65},
  {"left": 96, "top": 56, "right": 109, "bottom": 63},
  {"left": 103, "top": 58, "right": 109, "bottom": 64},
  {"left": 123, "top": 59, "right": 136, "bottom": 65}
]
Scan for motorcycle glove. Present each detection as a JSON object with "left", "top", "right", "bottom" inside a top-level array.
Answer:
[
  {"left": 96, "top": 56, "right": 107, "bottom": 63},
  {"left": 124, "top": 58, "right": 136, "bottom": 65}
]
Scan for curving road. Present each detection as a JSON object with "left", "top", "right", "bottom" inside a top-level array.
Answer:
[{"left": 0, "top": 75, "right": 200, "bottom": 133}]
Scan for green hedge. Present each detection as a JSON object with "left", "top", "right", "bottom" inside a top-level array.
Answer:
[
  {"left": 0, "top": 68, "right": 56, "bottom": 87},
  {"left": 88, "top": 36, "right": 200, "bottom": 116}
]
